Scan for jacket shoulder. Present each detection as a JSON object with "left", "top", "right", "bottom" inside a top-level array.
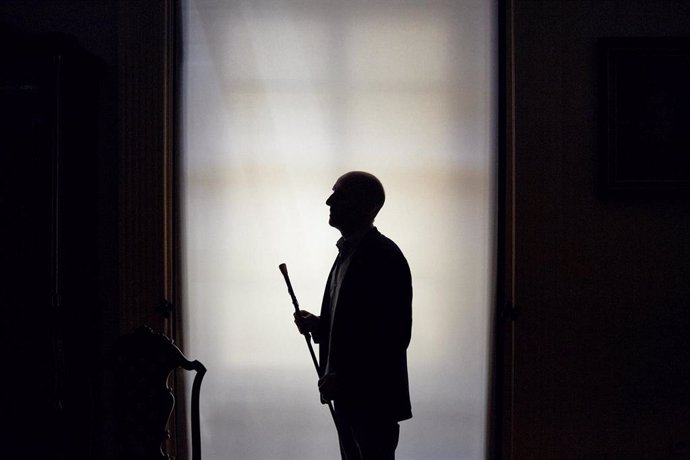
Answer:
[
  {"left": 365, "top": 228, "right": 405, "bottom": 253},
  {"left": 360, "top": 229, "right": 410, "bottom": 268}
]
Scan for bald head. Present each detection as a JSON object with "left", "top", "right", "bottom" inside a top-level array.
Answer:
[{"left": 326, "top": 171, "right": 385, "bottom": 236}]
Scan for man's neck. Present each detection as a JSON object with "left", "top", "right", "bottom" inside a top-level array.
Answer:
[{"left": 340, "top": 223, "right": 374, "bottom": 240}]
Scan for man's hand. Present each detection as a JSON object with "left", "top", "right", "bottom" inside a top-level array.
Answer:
[
  {"left": 318, "top": 373, "right": 338, "bottom": 401},
  {"left": 293, "top": 310, "right": 319, "bottom": 335}
]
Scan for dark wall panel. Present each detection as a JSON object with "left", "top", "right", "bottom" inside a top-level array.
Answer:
[{"left": 512, "top": 1, "right": 690, "bottom": 458}]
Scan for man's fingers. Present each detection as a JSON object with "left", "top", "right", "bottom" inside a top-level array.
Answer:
[{"left": 293, "top": 313, "right": 309, "bottom": 335}]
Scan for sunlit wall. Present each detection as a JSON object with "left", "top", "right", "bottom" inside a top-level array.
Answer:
[{"left": 181, "top": 1, "right": 495, "bottom": 459}]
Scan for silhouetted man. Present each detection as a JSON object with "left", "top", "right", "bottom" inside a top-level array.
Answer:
[{"left": 295, "top": 171, "right": 412, "bottom": 460}]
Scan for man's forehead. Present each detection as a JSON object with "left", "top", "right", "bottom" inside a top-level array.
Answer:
[
  {"left": 334, "top": 173, "right": 359, "bottom": 187},
  {"left": 332, "top": 176, "right": 348, "bottom": 190}
]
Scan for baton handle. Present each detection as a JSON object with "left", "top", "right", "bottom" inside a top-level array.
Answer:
[{"left": 278, "top": 263, "right": 300, "bottom": 312}]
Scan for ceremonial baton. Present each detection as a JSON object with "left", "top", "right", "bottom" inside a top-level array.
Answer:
[{"left": 278, "top": 263, "right": 344, "bottom": 447}]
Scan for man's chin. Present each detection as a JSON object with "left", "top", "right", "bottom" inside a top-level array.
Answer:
[{"left": 330, "top": 216, "right": 348, "bottom": 232}]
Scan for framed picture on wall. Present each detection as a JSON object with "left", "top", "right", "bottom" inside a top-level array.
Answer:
[{"left": 600, "top": 37, "right": 690, "bottom": 194}]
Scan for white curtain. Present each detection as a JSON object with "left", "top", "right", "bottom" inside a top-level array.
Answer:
[{"left": 181, "top": 1, "right": 496, "bottom": 459}]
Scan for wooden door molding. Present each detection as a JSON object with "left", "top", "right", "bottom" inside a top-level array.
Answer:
[
  {"left": 490, "top": 0, "right": 516, "bottom": 458},
  {"left": 117, "top": 0, "right": 176, "bottom": 338}
]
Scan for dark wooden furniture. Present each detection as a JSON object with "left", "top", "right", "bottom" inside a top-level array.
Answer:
[{"left": 112, "top": 326, "right": 206, "bottom": 460}]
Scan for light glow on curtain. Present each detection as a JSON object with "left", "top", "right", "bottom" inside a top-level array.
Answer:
[{"left": 181, "top": 1, "right": 495, "bottom": 458}]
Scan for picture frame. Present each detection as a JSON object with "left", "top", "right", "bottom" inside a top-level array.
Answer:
[{"left": 600, "top": 37, "right": 690, "bottom": 194}]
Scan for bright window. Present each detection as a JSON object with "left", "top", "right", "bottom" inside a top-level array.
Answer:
[{"left": 181, "top": 1, "right": 496, "bottom": 458}]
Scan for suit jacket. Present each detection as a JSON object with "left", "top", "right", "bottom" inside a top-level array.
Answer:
[{"left": 316, "top": 227, "right": 412, "bottom": 422}]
